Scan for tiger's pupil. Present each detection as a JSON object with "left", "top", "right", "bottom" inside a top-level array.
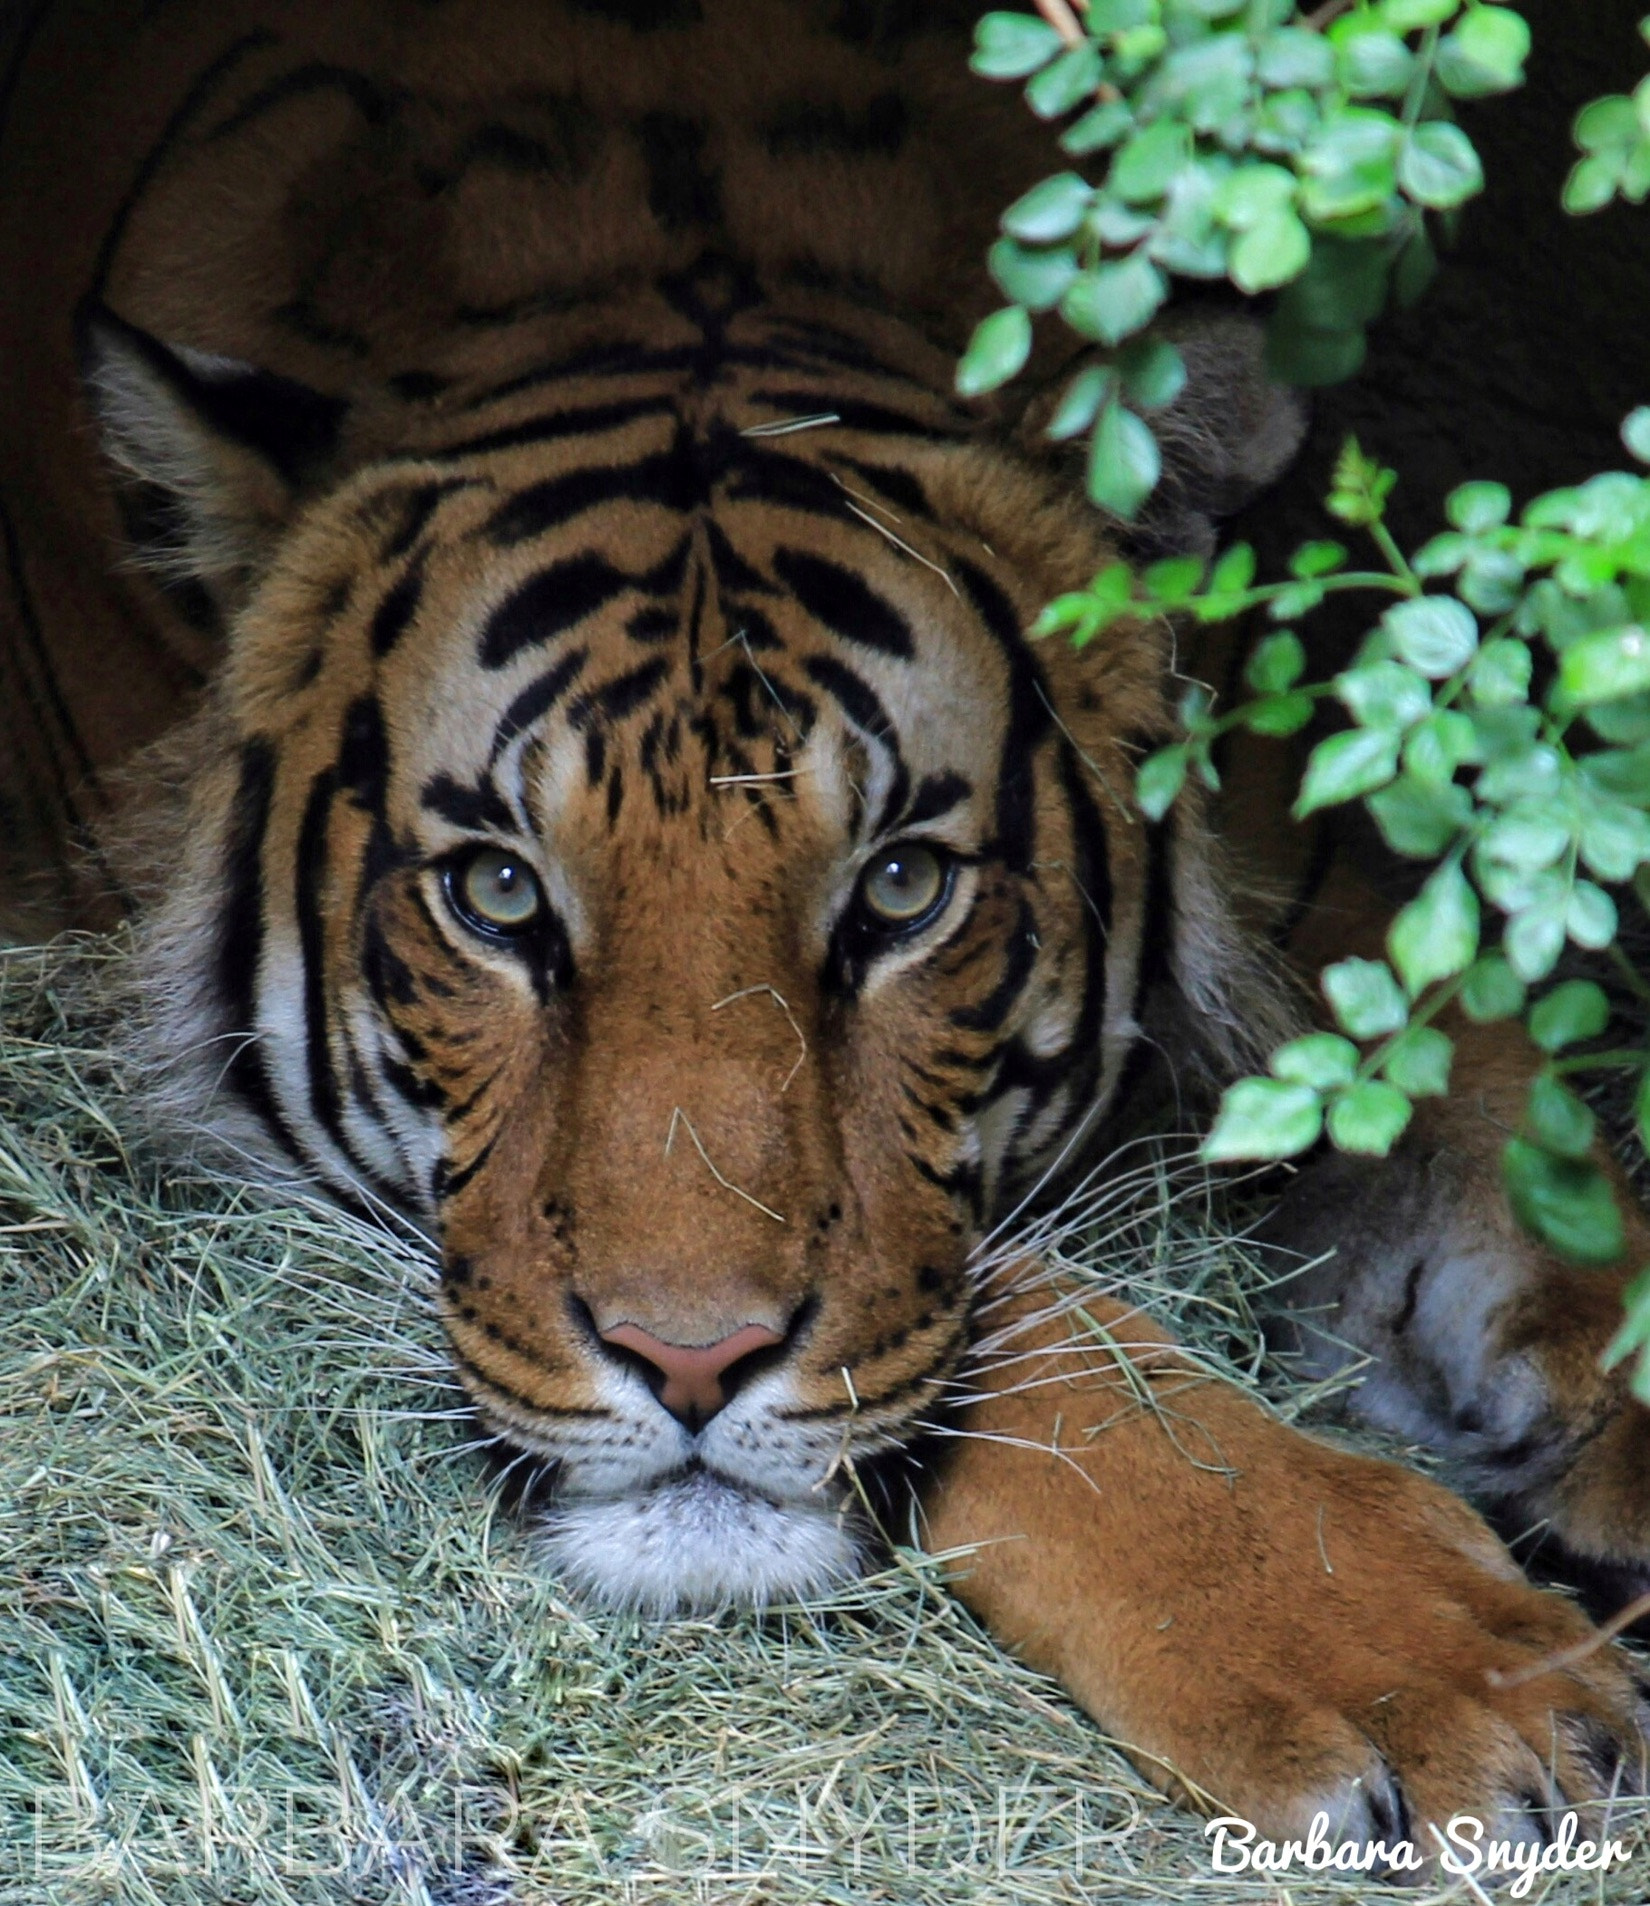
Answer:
[
  {"left": 861, "top": 846, "right": 946, "bottom": 927},
  {"left": 455, "top": 848, "right": 543, "bottom": 932}
]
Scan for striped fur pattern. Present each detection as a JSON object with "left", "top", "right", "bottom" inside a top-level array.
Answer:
[{"left": 104, "top": 260, "right": 1284, "bottom": 1607}]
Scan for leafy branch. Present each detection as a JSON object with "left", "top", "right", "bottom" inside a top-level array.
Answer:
[
  {"left": 959, "top": 0, "right": 1547, "bottom": 516},
  {"left": 1041, "top": 428, "right": 1650, "bottom": 1399}
]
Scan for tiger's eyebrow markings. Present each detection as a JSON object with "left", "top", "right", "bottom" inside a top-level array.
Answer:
[
  {"left": 424, "top": 393, "right": 676, "bottom": 460},
  {"left": 488, "top": 649, "right": 590, "bottom": 764},
  {"left": 774, "top": 548, "right": 915, "bottom": 659},
  {"left": 421, "top": 770, "right": 517, "bottom": 833}
]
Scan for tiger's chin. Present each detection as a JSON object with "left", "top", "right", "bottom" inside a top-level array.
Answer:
[{"left": 534, "top": 1466, "right": 865, "bottom": 1615}]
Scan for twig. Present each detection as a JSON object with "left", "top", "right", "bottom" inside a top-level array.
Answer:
[
  {"left": 739, "top": 412, "right": 840, "bottom": 438},
  {"left": 1484, "top": 1589, "right": 1650, "bottom": 1691},
  {"left": 1034, "top": 0, "right": 1085, "bottom": 50},
  {"left": 665, "top": 1106, "right": 786, "bottom": 1223},
  {"left": 712, "top": 984, "right": 809, "bottom": 1093}
]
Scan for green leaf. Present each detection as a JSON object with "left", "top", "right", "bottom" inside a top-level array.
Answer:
[
  {"left": 1230, "top": 209, "right": 1312, "bottom": 293},
  {"left": 1623, "top": 407, "right": 1650, "bottom": 464},
  {"left": 1209, "top": 543, "right": 1257, "bottom": 596},
  {"left": 1503, "top": 1140, "right": 1625, "bottom": 1266},
  {"left": 1564, "top": 153, "right": 1623, "bottom": 215},
  {"left": 1577, "top": 791, "right": 1650, "bottom": 882},
  {"left": 957, "top": 306, "right": 1032, "bottom": 397},
  {"left": 1256, "top": 27, "right": 1335, "bottom": 90},
  {"left": 1504, "top": 898, "right": 1568, "bottom": 983},
  {"left": 1323, "top": 957, "right": 1409, "bottom": 1039},
  {"left": 1046, "top": 365, "right": 1116, "bottom": 441},
  {"left": 1026, "top": 42, "right": 1104, "bottom": 119},
  {"left": 1459, "top": 953, "right": 1526, "bottom": 1023},
  {"left": 1479, "top": 808, "right": 1572, "bottom": 876},
  {"left": 1214, "top": 162, "right": 1298, "bottom": 229},
  {"left": 1334, "top": 660, "right": 1432, "bottom": 731},
  {"left": 1295, "top": 727, "right": 1400, "bottom": 816},
  {"left": 1265, "top": 318, "right": 1368, "bottom": 388},
  {"left": 1458, "top": 547, "right": 1525, "bottom": 614},
  {"left": 1388, "top": 861, "right": 1479, "bottom": 994},
  {"left": 1468, "top": 638, "right": 1532, "bottom": 707},
  {"left": 1061, "top": 255, "right": 1169, "bottom": 345},
  {"left": 1567, "top": 879, "right": 1618, "bottom": 950},
  {"left": 1403, "top": 708, "right": 1479, "bottom": 782},
  {"left": 1368, "top": 774, "right": 1473, "bottom": 857},
  {"left": 1381, "top": 0, "right": 1458, "bottom": 28},
  {"left": 1559, "top": 625, "right": 1650, "bottom": 704},
  {"left": 1062, "top": 99, "right": 1135, "bottom": 155},
  {"left": 1003, "top": 172, "right": 1095, "bottom": 243},
  {"left": 1528, "top": 979, "right": 1610, "bottom": 1053},
  {"left": 1141, "top": 554, "right": 1205, "bottom": 604},
  {"left": 1298, "top": 109, "right": 1401, "bottom": 222},
  {"left": 1398, "top": 122, "right": 1483, "bottom": 208},
  {"left": 1291, "top": 540, "right": 1348, "bottom": 579},
  {"left": 1203, "top": 1077, "right": 1324, "bottom": 1162},
  {"left": 1270, "top": 579, "right": 1327, "bottom": 622},
  {"left": 1526, "top": 1074, "right": 1597, "bottom": 1160},
  {"left": 1117, "top": 337, "right": 1187, "bottom": 409},
  {"left": 1382, "top": 1025, "right": 1453, "bottom": 1098},
  {"left": 1439, "top": 5, "right": 1530, "bottom": 97},
  {"left": 1336, "top": 27, "right": 1415, "bottom": 101},
  {"left": 1327, "top": 1079, "right": 1414, "bottom": 1156},
  {"left": 1086, "top": 401, "right": 1161, "bottom": 518},
  {"left": 1246, "top": 631, "right": 1307, "bottom": 694},
  {"left": 990, "top": 238, "right": 1081, "bottom": 312},
  {"left": 1381, "top": 595, "right": 1479, "bottom": 678},
  {"left": 1446, "top": 480, "right": 1512, "bottom": 533},
  {"left": 1576, "top": 94, "right": 1642, "bottom": 155},
  {"left": 1243, "top": 691, "right": 1315, "bottom": 735},
  {"left": 1111, "top": 118, "right": 1190, "bottom": 204},
  {"left": 972, "top": 12, "right": 1065, "bottom": 80},
  {"left": 1271, "top": 1032, "right": 1359, "bottom": 1090},
  {"left": 1136, "top": 745, "right": 1188, "bottom": 821}
]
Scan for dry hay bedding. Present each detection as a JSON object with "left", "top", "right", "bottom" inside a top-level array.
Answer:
[{"left": 2, "top": 936, "right": 1646, "bottom": 1906}]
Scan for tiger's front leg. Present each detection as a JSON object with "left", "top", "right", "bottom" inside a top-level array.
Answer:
[
  {"left": 920, "top": 1282, "right": 1648, "bottom": 1844},
  {"left": 1262, "top": 1019, "right": 1650, "bottom": 1606}
]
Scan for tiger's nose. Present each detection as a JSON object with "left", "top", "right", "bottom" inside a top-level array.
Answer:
[{"left": 599, "top": 1320, "right": 786, "bottom": 1427}]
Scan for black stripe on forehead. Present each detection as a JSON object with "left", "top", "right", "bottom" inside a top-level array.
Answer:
[
  {"left": 952, "top": 558, "right": 1049, "bottom": 873},
  {"left": 773, "top": 548, "right": 914, "bottom": 658},
  {"left": 489, "top": 649, "right": 591, "bottom": 765},
  {"left": 803, "top": 652, "right": 895, "bottom": 740},
  {"left": 480, "top": 557, "right": 629, "bottom": 668},
  {"left": 424, "top": 394, "right": 676, "bottom": 462}
]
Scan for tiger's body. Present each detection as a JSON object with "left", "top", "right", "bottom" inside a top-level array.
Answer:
[{"left": 5, "top": 0, "right": 1650, "bottom": 1851}]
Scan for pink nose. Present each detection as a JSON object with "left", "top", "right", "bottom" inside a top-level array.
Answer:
[{"left": 599, "top": 1321, "right": 786, "bottom": 1425}]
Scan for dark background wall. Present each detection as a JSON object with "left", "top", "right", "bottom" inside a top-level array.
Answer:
[{"left": 1239, "top": 0, "right": 1650, "bottom": 573}]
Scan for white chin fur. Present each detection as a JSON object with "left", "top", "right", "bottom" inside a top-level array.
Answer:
[{"left": 535, "top": 1470, "right": 862, "bottom": 1615}]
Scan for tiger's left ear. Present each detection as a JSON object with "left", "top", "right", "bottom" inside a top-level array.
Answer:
[{"left": 78, "top": 304, "right": 346, "bottom": 616}]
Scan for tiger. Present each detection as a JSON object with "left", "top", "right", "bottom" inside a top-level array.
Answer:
[{"left": 4, "top": 0, "right": 1650, "bottom": 1854}]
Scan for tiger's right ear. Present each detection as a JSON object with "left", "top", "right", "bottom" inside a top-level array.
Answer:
[{"left": 78, "top": 304, "right": 346, "bottom": 617}]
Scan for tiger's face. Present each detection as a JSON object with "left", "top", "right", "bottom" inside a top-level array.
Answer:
[{"left": 90, "top": 283, "right": 1255, "bottom": 1611}]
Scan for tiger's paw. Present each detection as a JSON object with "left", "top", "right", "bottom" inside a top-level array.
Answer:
[
  {"left": 1260, "top": 1144, "right": 1650, "bottom": 1607},
  {"left": 1138, "top": 1451, "right": 1650, "bottom": 1856}
]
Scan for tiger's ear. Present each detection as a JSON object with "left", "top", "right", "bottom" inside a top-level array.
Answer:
[
  {"left": 1018, "top": 310, "right": 1307, "bottom": 559},
  {"left": 78, "top": 305, "right": 346, "bottom": 616}
]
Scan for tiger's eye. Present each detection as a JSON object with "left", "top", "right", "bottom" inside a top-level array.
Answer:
[
  {"left": 450, "top": 847, "right": 544, "bottom": 934},
  {"left": 859, "top": 844, "right": 948, "bottom": 928}
]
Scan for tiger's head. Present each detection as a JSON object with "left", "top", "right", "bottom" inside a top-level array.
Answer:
[{"left": 86, "top": 270, "right": 1295, "bottom": 1611}]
